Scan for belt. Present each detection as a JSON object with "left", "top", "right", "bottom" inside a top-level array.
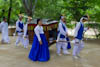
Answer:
[{"left": 16, "top": 31, "right": 23, "bottom": 33}]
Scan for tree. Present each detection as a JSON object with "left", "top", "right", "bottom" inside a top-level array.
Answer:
[
  {"left": 22, "top": 0, "right": 38, "bottom": 16},
  {"left": 34, "top": 0, "right": 62, "bottom": 19},
  {"left": 7, "top": 0, "right": 12, "bottom": 24},
  {"left": 62, "top": 0, "right": 93, "bottom": 21}
]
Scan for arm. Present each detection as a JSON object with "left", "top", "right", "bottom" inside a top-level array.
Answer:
[
  {"left": 0, "top": 22, "right": 3, "bottom": 30},
  {"left": 34, "top": 27, "right": 41, "bottom": 42},
  {"left": 84, "top": 27, "right": 89, "bottom": 32},
  {"left": 56, "top": 33, "right": 60, "bottom": 42},
  {"left": 0, "top": 23, "right": 1, "bottom": 31},
  {"left": 65, "top": 26, "right": 68, "bottom": 36},
  {"left": 23, "top": 24, "right": 27, "bottom": 37},
  {"left": 74, "top": 22, "right": 81, "bottom": 37},
  {"left": 0, "top": 23, "right": 2, "bottom": 29}
]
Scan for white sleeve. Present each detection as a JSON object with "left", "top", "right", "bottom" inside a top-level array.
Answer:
[
  {"left": 23, "top": 24, "right": 27, "bottom": 37},
  {"left": 0, "top": 22, "right": 3, "bottom": 30},
  {"left": 74, "top": 22, "right": 81, "bottom": 37},
  {"left": 0, "top": 23, "right": 1, "bottom": 29},
  {"left": 16, "top": 21, "right": 18, "bottom": 29},
  {"left": 56, "top": 33, "right": 60, "bottom": 42},
  {"left": 65, "top": 26, "right": 68, "bottom": 34},
  {"left": 84, "top": 27, "right": 88, "bottom": 31},
  {"left": 59, "top": 23, "right": 66, "bottom": 35},
  {"left": 34, "top": 27, "right": 41, "bottom": 41},
  {"left": 0, "top": 23, "right": 2, "bottom": 31}
]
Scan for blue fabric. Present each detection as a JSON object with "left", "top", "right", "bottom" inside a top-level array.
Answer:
[
  {"left": 60, "top": 34, "right": 65, "bottom": 38},
  {"left": 58, "top": 22, "right": 71, "bottom": 49},
  {"left": 26, "top": 30, "right": 28, "bottom": 35},
  {"left": 62, "top": 23, "right": 66, "bottom": 31},
  {"left": 66, "top": 37, "right": 71, "bottom": 49},
  {"left": 75, "top": 22, "right": 84, "bottom": 40},
  {"left": 16, "top": 31, "right": 23, "bottom": 33},
  {"left": 58, "top": 23, "right": 66, "bottom": 38},
  {"left": 29, "top": 34, "right": 50, "bottom": 62},
  {"left": 18, "top": 22, "right": 24, "bottom": 30},
  {"left": 62, "top": 23, "right": 71, "bottom": 49},
  {"left": 60, "top": 23, "right": 66, "bottom": 38}
]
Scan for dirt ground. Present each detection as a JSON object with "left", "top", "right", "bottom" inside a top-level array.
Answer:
[{"left": 0, "top": 34, "right": 100, "bottom": 67}]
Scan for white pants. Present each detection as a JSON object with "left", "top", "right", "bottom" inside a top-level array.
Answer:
[
  {"left": 73, "top": 39, "right": 84, "bottom": 56},
  {"left": 16, "top": 32, "right": 24, "bottom": 46},
  {"left": 23, "top": 37, "right": 29, "bottom": 48},
  {"left": 56, "top": 38, "right": 68, "bottom": 54},
  {"left": 1, "top": 31, "right": 10, "bottom": 43},
  {"left": 1, "top": 36, "right": 10, "bottom": 43}
]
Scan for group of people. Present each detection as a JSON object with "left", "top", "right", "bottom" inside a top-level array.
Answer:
[
  {"left": 0, "top": 15, "right": 31, "bottom": 49},
  {"left": 0, "top": 14, "right": 89, "bottom": 62},
  {"left": 15, "top": 14, "right": 32, "bottom": 48},
  {"left": 56, "top": 15, "right": 89, "bottom": 60}
]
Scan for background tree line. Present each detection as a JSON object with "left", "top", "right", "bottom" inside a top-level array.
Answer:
[{"left": 0, "top": 0, "right": 100, "bottom": 24}]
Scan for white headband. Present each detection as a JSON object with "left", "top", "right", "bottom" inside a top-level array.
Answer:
[
  {"left": 80, "top": 17, "right": 88, "bottom": 22},
  {"left": 61, "top": 16, "right": 64, "bottom": 19}
]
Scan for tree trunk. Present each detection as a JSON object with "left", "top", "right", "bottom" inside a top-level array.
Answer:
[
  {"left": 22, "top": 0, "right": 38, "bottom": 17},
  {"left": 7, "top": 0, "right": 12, "bottom": 25}
]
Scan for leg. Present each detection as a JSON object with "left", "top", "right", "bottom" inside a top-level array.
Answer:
[
  {"left": 20, "top": 36, "right": 24, "bottom": 46},
  {"left": 73, "top": 44, "right": 79, "bottom": 56},
  {"left": 76, "top": 41, "right": 84, "bottom": 56},
  {"left": 1, "top": 39, "right": 4, "bottom": 44},
  {"left": 4, "top": 36, "right": 10, "bottom": 44},
  {"left": 16, "top": 33, "right": 22, "bottom": 46},
  {"left": 1, "top": 33, "right": 5, "bottom": 43},
  {"left": 56, "top": 42, "right": 62, "bottom": 55},
  {"left": 24, "top": 38, "right": 29, "bottom": 48},
  {"left": 73, "top": 39, "right": 80, "bottom": 56},
  {"left": 16, "top": 35, "right": 20, "bottom": 46},
  {"left": 62, "top": 42, "right": 70, "bottom": 55}
]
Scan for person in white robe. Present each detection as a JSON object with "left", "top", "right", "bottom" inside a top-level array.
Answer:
[
  {"left": 72, "top": 15, "right": 89, "bottom": 59},
  {"left": 0, "top": 17, "right": 10, "bottom": 44},
  {"left": 56, "top": 16, "right": 70, "bottom": 56},
  {"left": 15, "top": 14, "right": 24, "bottom": 46},
  {"left": 23, "top": 17, "right": 32, "bottom": 48}
]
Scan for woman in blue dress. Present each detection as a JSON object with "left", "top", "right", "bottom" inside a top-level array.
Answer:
[{"left": 29, "top": 19, "right": 50, "bottom": 62}]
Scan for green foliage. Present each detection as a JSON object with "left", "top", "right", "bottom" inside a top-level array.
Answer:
[
  {"left": 0, "top": 0, "right": 23, "bottom": 24},
  {"left": 0, "top": 0, "right": 100, "bottom": 25}
]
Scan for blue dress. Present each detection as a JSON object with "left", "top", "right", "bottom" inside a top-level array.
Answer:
[{"left": 29, "top": 34, "right": 50, "bottom": 62}]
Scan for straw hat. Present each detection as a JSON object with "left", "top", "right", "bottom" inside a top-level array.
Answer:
[
  {"left": 28, "top": 16, "right": 32, "bottom": 20},
  {"left": 18, "top": 14, "right": 23, "bottom": 18}
]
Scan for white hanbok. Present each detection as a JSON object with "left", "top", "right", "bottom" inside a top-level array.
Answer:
[
  {"left": 0, "top": 21, "right": 10, "bottom": 43},
  {"left": 23, "top": 23, "right": 29, "bottom": 48},
  {"left": 0, "top": 23, "right": 1, "bottom": 32},
  {"left": 73, "top": 18, "right": 88, "bottom": 57},
  {"left": 15, "top": 20, "right": 24, "bottom": 46},
  {"left": 56, "top": 20, "right": 70, "bottom": 55}
]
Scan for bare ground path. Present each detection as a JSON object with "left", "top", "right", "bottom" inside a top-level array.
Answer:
[{"left": 0, "top": 34, "right": 100, "bottom": 67}]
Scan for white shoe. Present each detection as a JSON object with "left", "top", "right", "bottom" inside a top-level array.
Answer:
[
  {"left": 77, "top": 55, "right": 81, "bottom": 58},
  {"left": 5, "top": 42, "right": 10, "bottom": 44},
  {"left": 1, "top": 40, "right": 4, "bottom": 44},
  {"left": 57, "top": 53, "right": 62, "bottom": 56},
  {"left": 73, "top": 56, "right": 78, "bottom": 59},
  {"left": 15, "top": 43, "right": 18, "bottom": 47},
  {"left": 63, "top": 51, "right": 71, "bottom": 55},
  {"left": 24, "top": 46, "right": 28, "bottom": 49}
]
